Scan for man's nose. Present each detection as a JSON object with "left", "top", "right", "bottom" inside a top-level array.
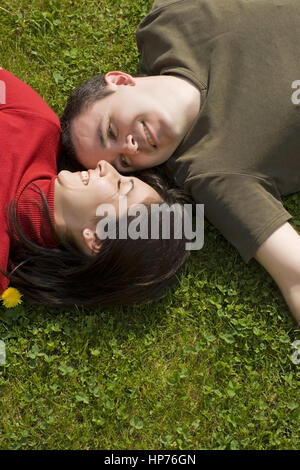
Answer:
[{"left": 121, "top": 134, "right": 138, "bottom": 154}]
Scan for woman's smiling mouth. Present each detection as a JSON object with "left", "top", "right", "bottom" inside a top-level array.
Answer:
[{"left": 81, "top": 170, "right": 89, "bottom": 185}]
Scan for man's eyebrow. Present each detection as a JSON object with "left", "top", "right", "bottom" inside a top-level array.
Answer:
[{"left": 97, "top": 123, "right": 107, "bottom": 149}]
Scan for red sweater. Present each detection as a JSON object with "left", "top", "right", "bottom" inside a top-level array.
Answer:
[{"left": 0, "top": 70, "right": 61, "bottom": 293}]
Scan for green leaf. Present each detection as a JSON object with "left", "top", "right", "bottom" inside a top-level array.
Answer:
[
  {"left": 130, "top": 417, "right": 144, "bottom": 429},
  {"left": 58, "top": 364, "right": 74, "bottom": 376},
  {"left": 52, "top": 71, "right": 64, "bottom": 84},
  {"left": 219, "top": 332, "right": 235, "bottom": 344},
  {"left": 75, "top": 392, "right": 89, "bottom": 404},
  {"left": 287, "top": 402, "right": 298, "bottom": 411}
]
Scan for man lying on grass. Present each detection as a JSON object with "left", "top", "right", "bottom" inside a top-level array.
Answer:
[{"left": 60, "top": 0, "right": 300, "bottom": 324}]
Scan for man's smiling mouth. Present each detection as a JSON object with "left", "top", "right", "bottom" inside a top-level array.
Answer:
[{"left": 142, "top": 122, "right": 157, "bottom": 148}]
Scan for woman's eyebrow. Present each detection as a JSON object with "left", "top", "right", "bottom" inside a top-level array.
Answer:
[{"left": 127, "top": 179, "right": 135, "bottom": 195}]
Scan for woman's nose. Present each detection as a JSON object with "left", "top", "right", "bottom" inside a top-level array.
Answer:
[{"left": 97, "top": 159, "right": 122, "bottom": 177}]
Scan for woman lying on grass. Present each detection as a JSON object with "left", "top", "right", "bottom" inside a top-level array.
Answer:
[{"left": 0, "top": 69, "right": 189, "bottom": 307}]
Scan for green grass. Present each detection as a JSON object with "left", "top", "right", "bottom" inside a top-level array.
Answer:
[{"left": 0, "top": 0, "right": 299, "bottom": 450}]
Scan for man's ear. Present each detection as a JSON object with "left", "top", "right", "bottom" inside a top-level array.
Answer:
[
  {"left": 104, "top": 71, "right": 136, "bottom": 88},
  {"left": 82, "top": 228, "right": 102, "bottom": 254}
]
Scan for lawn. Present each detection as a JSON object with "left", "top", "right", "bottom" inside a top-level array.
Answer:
[{"left": 0, "top": 0, "right": 299, "bottom": 450}]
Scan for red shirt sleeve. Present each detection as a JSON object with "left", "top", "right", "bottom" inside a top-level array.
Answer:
[
  {"left": 0, "top": 70, "right": 60, "bottom": 294},
  {"left": 0, "top": 69, "right": 59, "bottom": 125}
]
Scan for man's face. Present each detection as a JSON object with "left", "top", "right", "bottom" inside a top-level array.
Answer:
[{"left": 70, "top": 72, "right": 187, "bottom": 173}]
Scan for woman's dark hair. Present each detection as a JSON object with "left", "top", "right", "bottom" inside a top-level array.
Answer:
[
  {"left": 4, "top": 171, "right": 191, "bottom": 307},
  {"left": 60, "top": 74, "right": 113, "bottom": 170}
]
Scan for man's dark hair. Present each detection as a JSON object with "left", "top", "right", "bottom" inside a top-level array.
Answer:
[{"left": 60, "top": 74, "right": 112, "bottom": 170}]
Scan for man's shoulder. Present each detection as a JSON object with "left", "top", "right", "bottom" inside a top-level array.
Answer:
[{"left": 152, "top": 0, "right": 182, "bottom": 10}]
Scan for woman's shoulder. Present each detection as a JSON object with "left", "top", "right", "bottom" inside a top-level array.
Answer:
[{"left": 0, "top": 69, "right": 60, "bottom": 130}]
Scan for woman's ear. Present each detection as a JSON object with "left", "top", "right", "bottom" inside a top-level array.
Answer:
[
  {"left": 82, "top": 228, "right": 102, "bottom": 254},
  {"left": 104, "top": 71, "right": 136, "bottom": 88}
]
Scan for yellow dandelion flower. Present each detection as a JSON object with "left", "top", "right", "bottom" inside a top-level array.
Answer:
[{"left": 1, "top": 287, "right": 23, "bottom": 308}]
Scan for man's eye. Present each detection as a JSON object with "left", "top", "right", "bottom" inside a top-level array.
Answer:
[
  {"left": 120, "top": 156, "right": 129, "bottom": 168},
  {"left": 108, "top": 124, "right": 116, "bottom": 140}
]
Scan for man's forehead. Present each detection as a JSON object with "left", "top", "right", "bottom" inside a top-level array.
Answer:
[
  {"left": 71, "top": 109, "right": 102, "bottom": 149},
  {"left": 74, "top": 104, "right": 102, "bottom": 131}
]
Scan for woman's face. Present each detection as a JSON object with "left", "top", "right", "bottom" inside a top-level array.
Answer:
[{"left": 54, "top": 160, "right": 162, "bottom": 253}]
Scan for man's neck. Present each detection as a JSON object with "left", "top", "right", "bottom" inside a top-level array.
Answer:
[{"left": 169, "top": 73, "right": 201, "bottom": 135}]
